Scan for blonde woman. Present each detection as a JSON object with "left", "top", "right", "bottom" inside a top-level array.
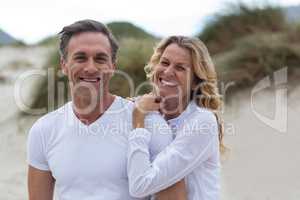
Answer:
[{"left": 127, "top": 36, "right": 225, "bottom": 200}]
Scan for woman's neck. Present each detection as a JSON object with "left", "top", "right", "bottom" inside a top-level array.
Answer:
[{"left": 161, "top": 96, "right": 189, "bottom": 120}]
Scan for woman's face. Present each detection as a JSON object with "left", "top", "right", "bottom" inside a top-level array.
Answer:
[{"left": 153, "top": 43, "right": 195, "bottom": 103}]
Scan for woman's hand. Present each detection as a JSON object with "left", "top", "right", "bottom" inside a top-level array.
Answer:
[
  {"left": 133, "top": 94, "right": 161, "bottom": 129},
  {"left": 135, "top": 94, "right": 161, "bottom": 114}
]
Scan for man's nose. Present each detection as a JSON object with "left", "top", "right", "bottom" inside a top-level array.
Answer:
[{"left": 84, "top": 59, "right": 98, "bottom": 73}]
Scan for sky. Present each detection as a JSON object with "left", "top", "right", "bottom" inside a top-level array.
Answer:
[{"left": 1, "top": 0, "right": 299, "bottom": 44}]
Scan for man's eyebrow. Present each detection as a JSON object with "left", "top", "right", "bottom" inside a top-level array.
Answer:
[
  {"left": 73, "top": 51, "right": 86, "bottom": 57},
  {"left": 95, "top": 52, "right": 109, "bottom": 58}
]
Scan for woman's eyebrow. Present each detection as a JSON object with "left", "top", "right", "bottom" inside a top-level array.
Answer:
[
  {"left": 161, "top": 57, "right": 189, "bottom": 65},
  {"left": 161, "top": 57, "right": 169, "bottom": 61}
]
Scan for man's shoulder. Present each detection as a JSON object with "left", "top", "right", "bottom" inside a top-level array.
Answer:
[
  {"left": 115, "top": 96, "right": 165, "bottom": 121},
  {"left": 31, "top": 102, "right": 71, "bottom": 132},
  {"left": 116, "top": 96, "right": 135, "bottom": 108},
  {"left": 112, "top": 96, "right": 135, "bottom": 115}
]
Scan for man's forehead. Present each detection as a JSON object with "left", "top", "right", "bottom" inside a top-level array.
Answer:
[{"left": 67, "top": 32, "right": 111, "bottom": 54}]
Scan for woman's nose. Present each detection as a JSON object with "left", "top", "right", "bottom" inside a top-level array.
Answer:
[{"left": 163, "top": 65, "right": 175, "bottom": 76}]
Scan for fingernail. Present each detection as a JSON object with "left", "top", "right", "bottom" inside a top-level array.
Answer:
[{"left": 154, "top": 96, "right": 162, "bottom": 103}]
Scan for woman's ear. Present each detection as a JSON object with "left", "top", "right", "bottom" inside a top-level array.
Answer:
[
  {"left": 60, "top": 57, "right": 68, "bottom": 75},
  {"left": 192, "top": 77, "right": 204, "bottom": 91}
]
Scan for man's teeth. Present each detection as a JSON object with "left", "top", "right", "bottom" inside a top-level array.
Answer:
[
  {"left": 80, "top": 78, "right": 99, "bottom": 82},
  {"left": 161, "top": 80, "right": 177, "bottom": 86}
]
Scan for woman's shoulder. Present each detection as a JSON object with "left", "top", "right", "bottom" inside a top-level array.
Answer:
[
  {"left": 188, "top": 101, "right": 217, "bottom": 123},
  {"left": 175, "top": 102, "right": 219, "bottom": 147},
  {"left": 179, "top": 101, "right": 219, "bottom": 137}
]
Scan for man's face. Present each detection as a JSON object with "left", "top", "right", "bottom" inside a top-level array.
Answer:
[{"left": 61, "top": 32, "right": 115, "bottom": 101}]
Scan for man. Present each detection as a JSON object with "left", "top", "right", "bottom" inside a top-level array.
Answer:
[{"left": 27, "top": 19, "right": 173, "bottom": 200}]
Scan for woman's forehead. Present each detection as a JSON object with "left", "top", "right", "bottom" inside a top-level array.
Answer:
[{"left": 162, "top": 44, "right": 192, "bottom": 63}]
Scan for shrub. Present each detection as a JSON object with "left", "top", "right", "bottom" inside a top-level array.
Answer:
[
  {"left": 214, "top": 32, "right": 300, "bottom": 91},
  {"left": 199, "top": 3, "right": 287, "bottom": 54}
]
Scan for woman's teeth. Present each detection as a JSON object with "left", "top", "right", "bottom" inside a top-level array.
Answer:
[{"left": 161, "top": 80, "right": 177, "bottom": 87}]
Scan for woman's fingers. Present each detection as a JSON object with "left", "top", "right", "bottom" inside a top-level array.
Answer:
[
  {"left": 126, "top": 97, "right": 135, "bottom": 102},
  {"left": 154, "top": 96, "right": 162, "bottom": 103},
  {"left": 136, "top": 94, "right": 162, "bottom": 113}
]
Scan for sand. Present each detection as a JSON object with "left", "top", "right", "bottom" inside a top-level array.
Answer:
[
  {"left": 0, "top": 46, "right": 51, "bottom": 199},
  {"left": 221, "top": 85, "right": 300, "bottom": 200},
  {"left": 0, "top": 46, "right": 299, "bottom": 200}
]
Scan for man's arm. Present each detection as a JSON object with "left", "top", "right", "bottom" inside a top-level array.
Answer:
[
  {"left": 156, "top": 179, "right": 187, "bottom": 200},
  {"left": 28, "top": 166, "right": 55, "bottom": 200}
]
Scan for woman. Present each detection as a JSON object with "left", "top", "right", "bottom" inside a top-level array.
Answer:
[{"left": 127, "top": 36, "right": 225, "bottom": 199}]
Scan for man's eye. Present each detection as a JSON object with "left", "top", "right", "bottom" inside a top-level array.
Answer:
[
  {"left": 75, "top": 57, "right": 86, "bottom": 61},
  {"left": 95, "top": 57, "right": 107, "bottom": 63}
]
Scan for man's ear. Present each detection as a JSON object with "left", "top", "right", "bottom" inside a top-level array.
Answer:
[
  {"left": 111, "top": 61, "right": 117, "bottom": 75},
  {"left": 60, "top": 57, "right": 68, "bottom": 75}
]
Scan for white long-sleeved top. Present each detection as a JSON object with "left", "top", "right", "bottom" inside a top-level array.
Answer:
[{"left": 127, "top": 101, "right": 220, "bottom": 200}]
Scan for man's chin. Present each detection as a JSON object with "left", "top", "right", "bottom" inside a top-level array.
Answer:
[
  {"left": 72, "top": 81, "right": 101, "bottom": 90},
  {"left": 71, "top": 84, "right": 101, "bottom": 98}
]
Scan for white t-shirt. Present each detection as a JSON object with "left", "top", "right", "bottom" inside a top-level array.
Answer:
[
  {"left": 27, "top": 96, "right": 173, "bottom": 200},
  {"left": 127, "top": 101, "right": 221, "bottom": 200}
]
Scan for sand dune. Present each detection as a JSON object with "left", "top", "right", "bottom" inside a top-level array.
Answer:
[
  {"left": 221, "top": 86, "right": 300, "bottom": 200},
  {"left": 0, "top": 46, "right": 51, "bottom": 199}
]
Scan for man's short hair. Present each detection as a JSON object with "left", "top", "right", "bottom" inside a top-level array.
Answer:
[{"left": 59, "top": 19, "right": 119, "bottom": 63}]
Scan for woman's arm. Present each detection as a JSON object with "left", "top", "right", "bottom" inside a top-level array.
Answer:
[
  {"left": 156, "top": 179, "right": 187, "bottom": 200},
  {"left": 132, "top": 107, "right": 187, "bottom": 200},
  {"left": 131, "top": 96, "right": 187, "bottom": 200},
  {"left": 128, "top": 107, "right": 218, "bottom": 198}
]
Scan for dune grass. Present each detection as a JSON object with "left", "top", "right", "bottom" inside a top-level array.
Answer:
[
  {"left": 195, "top": 3, "right": 300, "bottom": 96},
  {"left": 199, "top": 3, "right": 287, "bottom": 54},
  {"left": 214, "top": 32, "right": 300, "bottom": 90}
]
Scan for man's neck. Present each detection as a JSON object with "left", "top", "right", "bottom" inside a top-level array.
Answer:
[{"left": 72, "top": 93, "right": 115, "bottom": 125}]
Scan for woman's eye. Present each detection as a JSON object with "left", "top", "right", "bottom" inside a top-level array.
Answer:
[
  {"left": 176, "top": 65, "right": 185, "bottom": 71},
  {"left": 161, "top": 61, "right": 169, "bottom": 66}
]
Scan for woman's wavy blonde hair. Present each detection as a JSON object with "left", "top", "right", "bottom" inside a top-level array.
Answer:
[{"left": 145, "top": 36, "right": 226, "bottom": 154}]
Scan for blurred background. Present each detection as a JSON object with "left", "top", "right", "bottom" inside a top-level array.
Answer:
[{"left": 0, "top": 0, "right": 300, "bottom": 199}]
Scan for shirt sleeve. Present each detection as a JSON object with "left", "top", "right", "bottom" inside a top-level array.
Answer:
[
  {"left": 127, "top": 110, "right": 219, "bottom": 198},
  {"left": 144, "top": 112, "right": 173, "bottom": 161},
  {"left": 27, "top": 120, "right": 50, "bottom": 171}
]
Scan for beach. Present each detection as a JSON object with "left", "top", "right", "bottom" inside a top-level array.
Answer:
[{"left": 0, "top": 46, "right": 299, "bottom": 199}]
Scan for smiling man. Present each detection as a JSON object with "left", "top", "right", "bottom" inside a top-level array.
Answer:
[{"left": 27, "top": 19, "right": 173, "bottom": 200}]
